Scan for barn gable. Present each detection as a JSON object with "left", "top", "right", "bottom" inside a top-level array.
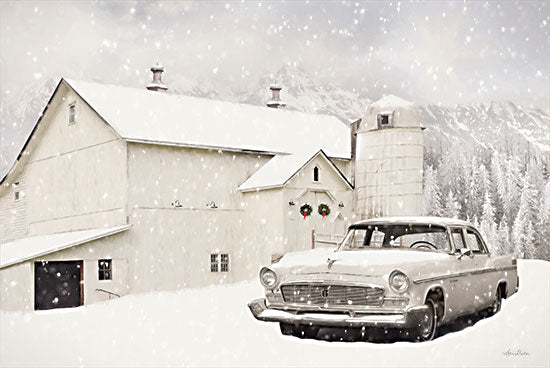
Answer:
[
  {"left": 238, "top": 149, "right": 352, "bottom": 192},
  {"left": 0, "top": 79, "right": 128, "bottom": 241}
]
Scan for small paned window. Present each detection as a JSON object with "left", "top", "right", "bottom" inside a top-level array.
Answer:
[
  {"left": 220, "top": 254, "right": 229, "bottom": 272},
  {"left": 98, "top": 259, "right": 112, "bottom": 280},
  {"left": 313, "top": 166, "right": 319, "bottom": 182},
  {"left": 210, "top": 254, "right": 219, "bottom": 272},
  {"left": 69, "top": 104, "right": 76, "bottom": 124},
  {"left": 210, "top": 253, "right": 230, "bottom": 273}
]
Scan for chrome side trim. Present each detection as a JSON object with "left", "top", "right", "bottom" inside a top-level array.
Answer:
[{"left": 413, "top": 265, "right": 517, "bottom": 284}]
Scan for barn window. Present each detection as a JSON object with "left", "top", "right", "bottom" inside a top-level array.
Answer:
[
  {"left": 377, "top": 113, "right": 393, "bottom": 129},
  {"left": 210, "top": 253, "right": 230, "bottom": 273},
  {"left": 13, "top": 182, "right": 20, "bottom": 200},
  {"left": 69, "top": 104, "right": 76, "bottom": 124},
  {"left": 313, "top": 166, "right": 319, "bottom": 182},
  {"left": 98, "top": 259, "right": 112, "bottom": 280}
]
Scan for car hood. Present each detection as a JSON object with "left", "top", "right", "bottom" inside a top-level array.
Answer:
[{"left": 277, "top": 248, "right": 452, "bottom": 277}]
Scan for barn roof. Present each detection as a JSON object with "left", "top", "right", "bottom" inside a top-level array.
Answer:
[
  {"left": 1, "top": 78, "right": 351, "bottom": 185},
  {"left": 0, "top": 225, "right": 131, "bottom": 269},
  {"left": 65, "top": 79, "right": 351, "bottom": 158},
  {"left": 237, "top": 149, "right": 352, "bottom": 192}
]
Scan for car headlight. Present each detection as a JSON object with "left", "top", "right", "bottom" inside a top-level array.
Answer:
[
  {"left": 260, "top": 267, "right": 278, "bottom": 289},
  {"left": 389, "top": 270, "right": 410, "bottom": 293}
]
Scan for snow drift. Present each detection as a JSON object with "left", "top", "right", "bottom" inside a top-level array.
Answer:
[{"left": 1, "top": 260, "right": 548, "bottom": 367}]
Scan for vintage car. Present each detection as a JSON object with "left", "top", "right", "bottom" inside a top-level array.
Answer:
[{"left": 248, "top": 217, "right": 519, "bottom": 341}]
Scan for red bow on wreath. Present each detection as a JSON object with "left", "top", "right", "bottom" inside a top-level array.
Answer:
[
  {"left": 318, "top": 203, "right": 331, "bottom": 218},
  {"left": 300, "top": 204, "right": 313, "bottom": 220}
]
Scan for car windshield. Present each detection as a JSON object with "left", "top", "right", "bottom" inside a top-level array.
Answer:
[{"left": 338, "top": 223, "right": 451, "bottom": 252}]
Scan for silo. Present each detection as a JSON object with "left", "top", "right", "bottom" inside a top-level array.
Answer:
[{"left": 354, "top": 95, "right": 424, "bottom": 218}]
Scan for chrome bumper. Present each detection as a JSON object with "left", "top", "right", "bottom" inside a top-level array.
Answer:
[{"left": 248, "top": 298, "right": 427, "bottom": 328}]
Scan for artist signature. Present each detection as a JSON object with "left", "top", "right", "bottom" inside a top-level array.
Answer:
[{"left": 502, "top": 349, "right": 530, "bottom": 357}]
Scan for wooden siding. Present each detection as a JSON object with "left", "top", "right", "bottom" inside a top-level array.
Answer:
[{"left": 0, "top": 172, "right": 28, "bottom": 242}]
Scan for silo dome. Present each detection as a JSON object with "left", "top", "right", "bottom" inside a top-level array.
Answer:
[{"left": 360, "top": 95, "right": 424, "bottom": 132}]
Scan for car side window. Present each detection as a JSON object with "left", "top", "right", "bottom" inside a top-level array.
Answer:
[
  {"left": 466, "top": 230, "right": 486, "bottom": 254},
  {"left": 451, "top": 229, "right": 467, "bottom": 252}
]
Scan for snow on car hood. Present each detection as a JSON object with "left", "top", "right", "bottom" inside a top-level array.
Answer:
[{"left": 276, "top": 248, "right": 452, "bottom": 277}]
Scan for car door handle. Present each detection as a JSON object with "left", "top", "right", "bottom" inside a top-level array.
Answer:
[{"left": 450, "top": 279, "right": 459, "bottom": 283}]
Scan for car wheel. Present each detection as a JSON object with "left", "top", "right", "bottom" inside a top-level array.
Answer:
[
  {"left": 279, "top": 323, "right": 319, "bottom": 339},
  {"left": 487, "top": 286, "right": 503, "bottom": 317},
  {"left": 414, "top": 299, "right": 438, "bottom": 342}
]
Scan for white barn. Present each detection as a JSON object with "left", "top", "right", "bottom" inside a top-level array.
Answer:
[{"left": 0, "top": 67, "right": 424, "bottom": 311}]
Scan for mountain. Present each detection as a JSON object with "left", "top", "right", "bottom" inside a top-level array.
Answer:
[
  {"left": 239, "top": 64, "right": 370, "bottom": 124},
  {"left": 418, "top": 103, "right": 549, "bottom": 161},
  {"left": 1, "top": 66, "right": 548, "bottom": 179},
  {"left": 0, "top": 77, "right": 58, "bottom": 178}
]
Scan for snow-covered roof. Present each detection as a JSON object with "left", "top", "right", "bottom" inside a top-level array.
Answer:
[
  {"left": 351, "top": 216, "right": 473, "bottom": 227},
  {"left": 237, "top": 149, "right": 352, "bottom": 192},
  {"left": 0, "top": 225, "right": 131, "bottom": 269},
  {"left": 370, "top": 95, "right": 414, "bottom": 110},
  {"left": 64, "top": 79, "right": 351, "bottom": 159}
]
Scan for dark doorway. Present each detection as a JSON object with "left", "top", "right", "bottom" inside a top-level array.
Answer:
[{"left": 34, "top": 261, "right": 83, "bottom": 310}]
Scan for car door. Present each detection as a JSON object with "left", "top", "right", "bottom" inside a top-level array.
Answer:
[
  {"left": 464, "top": 228, "right": 494, "bottom": 309},
  {"left": 449, "top": 227, "right": 478, "bottom": 316}
]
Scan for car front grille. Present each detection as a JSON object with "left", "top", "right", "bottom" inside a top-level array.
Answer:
[{"left": 280, "top": 283, "right": 384, "bottom": 307}]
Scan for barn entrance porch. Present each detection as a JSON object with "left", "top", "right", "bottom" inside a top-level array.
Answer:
[{"left": 34, "top": 261, "right": 83, "bottom": 310}]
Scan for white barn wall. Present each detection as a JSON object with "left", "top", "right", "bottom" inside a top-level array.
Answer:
[
  {"left": 283, "top": 155, "right": 352, "bottom": 253},
  {"left": 126, "top": 143, "right": 275, "bottom": 291},
  {"left": 242, "top": 189, "right": 284, "bottom": 267},
  {"left": 0, "top": 262, "right": 32, "bottom": 311},
  {"left": 0, "top": 82, "right": 128, "bottom": 241},
  {"left": 0, "top": 172, "right": 28, "bottom": 242},
  {"left": 0, "top": 231, "right": 128, "bottom": 311}
]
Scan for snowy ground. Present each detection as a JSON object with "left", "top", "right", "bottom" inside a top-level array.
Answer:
[{"left": 1, "top": 260, "right": 549, "bottom": 368}]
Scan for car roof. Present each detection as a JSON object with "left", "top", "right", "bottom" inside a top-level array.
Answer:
[{"left": 350, "top": 216, "right": 474, "bottom": 228}]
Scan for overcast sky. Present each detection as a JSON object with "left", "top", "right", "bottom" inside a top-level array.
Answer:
[{"left": 1, "top": 1, "right": 549, "bottom": 110}]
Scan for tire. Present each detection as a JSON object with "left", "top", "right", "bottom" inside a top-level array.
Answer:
[
  {"left": 279, "top": 323, "right": 319, "bottom": 339},
  {"left": 414, "top": 299, "right": 438, "bottom": 342},
  {"left": 486, "top": 285, "right": 503, "bottom": 317}
]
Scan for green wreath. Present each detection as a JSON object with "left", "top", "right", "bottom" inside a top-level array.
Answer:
[
  {"left": 300, "top": 204, "right": 313, "bottom": 219},
  {"left": 318, "top": 203, "right": 331, "bottom": 217}
]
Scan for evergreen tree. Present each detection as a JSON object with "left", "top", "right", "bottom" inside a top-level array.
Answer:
[
  {"left": 512, "top": 174, "right": 537, "bottom": 258},
  {"left": 443, "top": 190, "right": 461, "bottom": 219},
  {"left": 503, "top": 154, "right": 522, "bottom": 221},
  {"left": 490, "top": 151, "right": 506, "bottom": 220},
  {"left": 496, "top": 217, "right": 511, "bottom": 255},
  {"left": 480, "top": 191, "right": 498, "bottom": 254},
  {"left": 423, "top": 165, "right": 443, "bottom": 216},
  {"left": 537, "top": 181, "right": 550, "bottom": 259}
]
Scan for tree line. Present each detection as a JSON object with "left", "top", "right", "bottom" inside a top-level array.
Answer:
[{"left": 423, "top": 147, "right": 550, "bottom": 260}]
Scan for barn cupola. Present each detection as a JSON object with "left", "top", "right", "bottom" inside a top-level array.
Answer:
[
  {"left": 266, "top": 85, "right": 286, "bottom": 108},
  {"left": 146, "top": 62, "right": 168, "bottom": 92}
]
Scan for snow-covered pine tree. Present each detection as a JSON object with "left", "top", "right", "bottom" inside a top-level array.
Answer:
[
  {"left": 536, "top": 181, "right": 550, "bottom": 259},
  {"left": 423, "top": 165, "right": 443, "bottom": 216},
  {"left": 490, "top": 151, "right": 506, "bottom": 220},
  {"left": 503, "top": 154, "right": 522, "bottom": 221},
  {"left": 512, "top": 173, "right": 537, "bottom": 258},
  {"left": 443, "top": 189, "right": 461, "bottom": 219},
  {"left": 496, "top": 216, "right": 511, "bottom": 255},
  {"left": 480, "top": 191, "right": 498, "bottom": 254}
]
